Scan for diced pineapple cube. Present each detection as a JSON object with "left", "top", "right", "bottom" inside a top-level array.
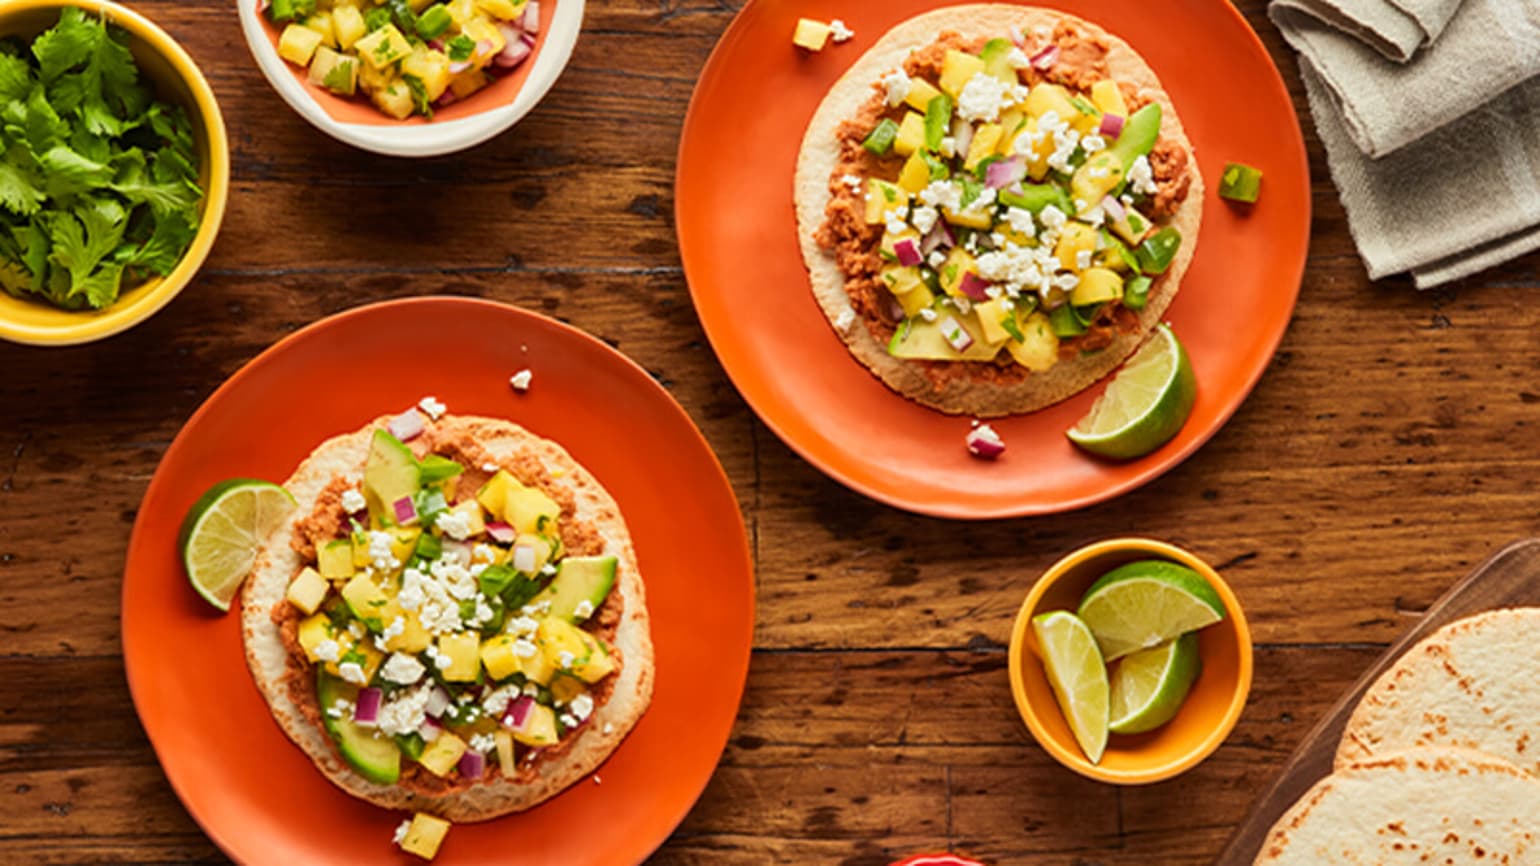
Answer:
[
  {"left": 476, "top": 0, "right": 526, "bottom": 19},
  {"left": 536, "top": 618, "right": 616, "bottom": 684},
  {"left": 447, "top": 0, "right": 477, "bottom": 24},
  {"left": 461, "top": 18, "right": 505, "bottom": 67},
  {"left": 893, "top": 111, "right": 926, "bottom": 157},
  {"left": 287, "top": 567, "right": 330, "bottom": 614},
  {"left": 879, "top": 228, "right": 919, "bottom": 262},
  {"left": 510, "top": 702, "right": 560, "bottom": 746},
  {"left": 476, "top": 470, "right": 516, "bottom": 520},
  {"left": 903, "top": 78, "right": 943, "bottom": 113},
  {"left": 389, "top": 527, "right": 421, "bottom": 565},
  {"left": 297, "top": 613, "right": 336, "bottom": 661},
  {"left": 384, "top": 610, "right": 433, "bottom": 653},
  {"left": 372, "top": 79, "right": 414, "bottom": 118},
  {"left": 437, "top": 498, "right": 485, "bottom": 538},
  {"left": 515, "top": 638, "right": 557, "bottom": 685},
  {"left": 308, "top": 46, "right": 358, "bottom": 97},
  {"left": 355, "top": 24, "right": 411, "bottom": 70},
  {"left": 1071, "top": 151, "right": 1124, "bottom": 213},
  {"left": 397, "top": 813, "right": 451, "bottom": 861},
  {"left": 865, "top": 179, "right": 904, "bottom": 225},
  {"left": 879, "top": 265, "right": 926, "bottom": 298},
  {"left": 334, "top": 640, "right": 385, "bottom": 683},
  {"left": 449, "top": 68, "right": 489, "bottom": 100},
  {"left": 937, "top": 248, "right": 978, "bottom": 297},
  {"left": 1090, "top": 79, "right": 1129, "bottom": 120},
  {"left": 1109, "top": 205, "right": 1153, "bottom": 246},
  {"left": 896, "top": 283, "right": 936, "bottom": 317},
  {"left": 1024, "top": 83, "right": 1077, "bottom": 124},
  {"left": 897, "top": 151, "right": 930, "bottom": 194},
  {"left": 502, "top": 485, "right": 559, "bottom": 535},
  {"left": 493, "top": 730, "right": 516, "bottom": 776},
  {"left": 437, "top": 631, "right": 481, "bottom": 681},
  {"left": 792, "top": 18, "right": 832, "bottom": 51},
  {"left": 1054, "top": 221, "right": 1098, "bottom": 271},
  {"left": 278, "top": 23, "right": 324, "bottom": 66},
  {"left": 479, "top": 634, "right": 522, "bottom": 681},
  {"left": 942, "top": 202, "right": 994, "bottom": 230},
  {"left": 1070, "top": 267, "right": 1124, "bottom": 306},
  {"left": 302, "top": 10, "right": 336, "bottom": 47},
  {"left": 1008, "top": 312, "right": 1059, "bottom": 371},
  {"left": 318, "top": 539, "right": 355, "bottom": 580},
  {"left": 331, "top": 4, "right": 367, "bottom": 50},
  {"left": 548, "top": 674, "right": 585, "bottom": 706},
  {"left": 418, "top": 731, "right": 467, "bottom": 777},
  {"left": 341, "top": 573, "right": 394, "bottom": 630},
  {"left": 939, "top": 49, "right": 985, "bottom": 98},
  {"left": 973, "top": 297, "right": 1016, "bottom": 346},
  {"left": 511, "top": 533, "right": 554, "bottom": 574},
  {"left": 964, "top": 123, "right": 1003, "bottom": 170},
  {"left": 401, "top": 47, "right": 452, "bottom": 101}
]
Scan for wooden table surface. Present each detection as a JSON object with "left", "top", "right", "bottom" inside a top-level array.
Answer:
[{"left": 3, "top": 0, "right": 1537, "bottom": 863}]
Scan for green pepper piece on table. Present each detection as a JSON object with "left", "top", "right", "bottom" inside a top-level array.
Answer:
[
  {"left": 1135, "top": 227, "right": 1182, "bottom": 275},
  {"left": 1219, "top": 162, "right": 1263, "bottom": 203},
  {"left": 862, "top": 118, "right": 899, "bottom": 156}
]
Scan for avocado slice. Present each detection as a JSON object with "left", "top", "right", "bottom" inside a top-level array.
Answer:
[
  {"left": 316, "top": 670, "right": 401, "bottom": 784},
  {"left": 888, "top": 314, "right": 1001, "bottom": 361},
  {"left": 540, "top": 556, "right": 618, "bottom": 622},
  {"left": 999, "top": 183, "right": 1073, "bottom": 215},
  {"left": 363, "top": 429, "right": 420, "bottom": 525},
  {"left": 980, "top": 37, "right": 1015, "bottom": 82},
  {"left": 1106, "top": 102, "right": 1161, "bottom": 173}
]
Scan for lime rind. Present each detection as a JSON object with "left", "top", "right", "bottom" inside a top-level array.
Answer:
[
  {"left": 1066, "top": 324, "right": 1196, "bottom": 459},
  {"left": 1108, "top": 632, "right": 1202, "bottom": 734},
  {"left": 1078, "top": 560, "right": 1225, "bottom": 661},
  {"left": 179, "top": 479, "right": 295, "bottom": 611},
  {"left": 1031, "top": 610, "right": 1110, "bottom": 764}
]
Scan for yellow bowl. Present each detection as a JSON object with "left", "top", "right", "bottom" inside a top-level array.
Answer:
[
  {"left": 1007, "top": 538, "right": 1253, "bottom": 784},
  {"left": 0, "top": 0, "right": 228, "bottom": 346}
]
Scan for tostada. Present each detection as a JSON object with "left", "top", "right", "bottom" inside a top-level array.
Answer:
[
  {"left": 795, "top": 5, "right": 1203, "bottom": 417},
  {"left": 241, "top": 410, "right": 653, "bottom": 821}
]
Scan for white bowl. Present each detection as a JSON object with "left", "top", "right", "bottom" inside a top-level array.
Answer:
[{"left": 237, "top": 0, "right": 583, "bottom": 157}]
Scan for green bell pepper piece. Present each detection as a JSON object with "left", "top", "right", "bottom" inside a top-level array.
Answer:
[
  {"left": 1219, "top": 162, "right": 1263, "bottom": 203},
  {"left": 924, "top": 94, "right": 952, "bottom": 152},
  {"left": 1135, "top": 226, "right": 1182, "bottom": 275},
  {"left": 415, "top": 4, "right": 453, "bottom": 39},
  {"left": 1122, "top": 275, "right": 1152, "bottom": 310},
  {"left": 862, "top": 118, "right": 899, "bottom": 156},
  {"left": 1048, "top": 304, "right": 1086, "bottom": 337},
  {"left": 998, "top": 183, "right": 1072, "bottom": 215}
]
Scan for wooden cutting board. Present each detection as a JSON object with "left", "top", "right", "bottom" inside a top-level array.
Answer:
[{"left": 1215, "top": 537, "right": 1540, "bottom": 865}]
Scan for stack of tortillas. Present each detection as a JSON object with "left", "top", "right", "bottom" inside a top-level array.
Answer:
[{"left": 1255, "top": 607, "right": 1540, "bottom": 864}]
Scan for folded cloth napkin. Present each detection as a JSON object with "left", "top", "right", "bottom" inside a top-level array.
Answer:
[{"left": 1272, "top": 0, "right": 1540, "bottom": 287}]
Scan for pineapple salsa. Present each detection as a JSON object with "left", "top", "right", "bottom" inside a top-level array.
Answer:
[
  {"left": 275, "top": 414, "right": 624, "bottom": 805},
  {"left": 267, "top": 0, "right": 542, "bottom": 120},
  {"left": 815, "top": 25, "right": 1193, "bottom": 387}
]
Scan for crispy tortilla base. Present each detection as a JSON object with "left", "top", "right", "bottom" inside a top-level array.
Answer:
[
  {"left": 241, "top": 415, "right": 654, "bottom": 822},
  {"left": 794, "top": 4, "right": 1204, "bottom": 417}
]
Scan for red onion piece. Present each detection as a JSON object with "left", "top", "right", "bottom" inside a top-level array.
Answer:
[
  {"left": 458, "top": 750, "right": 485, "bottom": 779},
  {"left": 939, "top": 317, "right": 973, "bottom": 352},
  {"left": 425, "top": 685, "right": 452, "bottom": 718},
  {"left": 893, "top": 238, "right": 922, "bottom": 268},
  {"left": 427, "top": 39, "right": 445, "bottom": 51},
  {"left": 434, "top": 90, "right": 458, "bottom": 108},
  {"left": 1009, "top": 27, "right": 1024, "bottom": 47},
  {"left": 919, "top": 221, "right": 954, "bottom": 256},
  {"left": 387, "top": 410, "right": 425, "bottom": 441},
  {"left": 521, "top": 0, "right": 540, "bottom": 33},
  {"left": 418, "top": 716, "right": 444, "bottom": 741},
  {"left": 496, "top": 38, "right": 532, "bottom": 68},
  {"left": 512, "top": 542, "right": 537, "bottom": 573},
  {"left": 984, "top": 156, "right": 1025, "bottom": 190},
  {"left": 519, "top": 31, "right": 536, "bottom": 46},
  {"left": 353, "top": 688, "right": 382, "bottom": 725},
  {"left": 1098, "top": 113, "right": 1124, "bottom": 139},
  {"left": 1030, "top": 44, "right": 1059, "bottom": 70},
  {"left": 486, "top": 522, "right": 516, "bottom": 544},
  {"left": 958, "top": 272, "right": 992, "bottom": 302},
  {"left": 504, "top": 696, "right": 535, "bottom": 730},
  {"left": 392, "top": 496, "right": 418, "bottom": 526},
  {"left": 1100, "top": 195, "right": 1125, "bottom": 221},
  {"left": 966, "top": 424, "right": 1006, "bottom": 460}
]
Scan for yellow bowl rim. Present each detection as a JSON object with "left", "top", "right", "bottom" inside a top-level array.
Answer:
[
  {"left": 1006, "top": 537, "right": 1254, "bottom": 785},
  {"left": 0, "top": 0, "right": 229, "bottom": 346}
]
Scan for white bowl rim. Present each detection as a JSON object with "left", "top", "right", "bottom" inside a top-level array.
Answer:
[{"left": 236, "top": 0, "right": 583, "bottom": 157}]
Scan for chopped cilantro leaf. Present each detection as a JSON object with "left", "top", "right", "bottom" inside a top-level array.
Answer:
[
  {"left": 447, "top": 35, "right": 475, "bottom": 63},
  {"left": 402, "top": 74, "right": 433, "bottom": 118}
]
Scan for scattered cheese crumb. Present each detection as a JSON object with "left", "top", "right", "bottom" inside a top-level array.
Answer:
[
  {"left": 881, "top": 69, "right": 911, "bottom": 106},
  {"left": 314, "top": 639, "right": 341, "bottom": 664},
  {"left": 834, "top": 308, "right": 856, "bottom": 332},
  {"left": 337, "top": 661, "right": 366, "bottom": 685},
  {"left": 340, "top": 488, "right": 367, "bottom": 514},
  {"left": 417, "top": 396, "right": 446, "bottom": 420},
  {"left": 509, "top": 369, "right": 533, "bottom": 392},
  {"left": 829, "top": 19, "right": 853, "bottom": 42},
  {"left": 393, "top": 819, "right": 412, "bottom": 845}
]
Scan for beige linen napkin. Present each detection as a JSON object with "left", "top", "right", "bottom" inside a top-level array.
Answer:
[
  {"left": 1272, "top": 0, "right": 1464, "bottom": 63},
  {"left": 1272, "top": 0, "right": 1540, "bottom": 287}
]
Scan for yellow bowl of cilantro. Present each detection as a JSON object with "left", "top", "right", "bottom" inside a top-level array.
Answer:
[{"left": 0, "top": 0, "right": 229, "bottom": 346}]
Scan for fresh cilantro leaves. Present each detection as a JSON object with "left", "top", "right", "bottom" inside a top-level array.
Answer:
[{"left": 0, "top": 8, "right": 204, "bottom": 311}]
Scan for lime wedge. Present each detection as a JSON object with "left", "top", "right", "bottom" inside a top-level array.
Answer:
[
  {"left": 1031, "top": 610, "right": 1109, "bottom": 764},
  {"left": 1067, "top": 324, "right": 1196, "bottom": 459},
  {"left": 1108, "top": 633, "right": 1201, "bottom": 734},
  {"left": 178, "top": 479, "right": 295, "bottom": 611},
  {"left": 1077, "top": 560, "right": 1225, "bottom": 661}
]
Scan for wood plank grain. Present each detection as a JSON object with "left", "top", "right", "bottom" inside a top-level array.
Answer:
[{"left": 1216, "top": 538, "right": 1540, "bottom": 864}]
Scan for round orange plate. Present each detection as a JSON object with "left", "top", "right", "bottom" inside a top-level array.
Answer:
[
  {"left": 677, "top": 0, "right": 1309, "bottom": 518},
  {"left": 122, "top": 298, "right": 754, "bottom": 865}
]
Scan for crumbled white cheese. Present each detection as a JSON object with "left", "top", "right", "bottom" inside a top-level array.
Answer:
[
  {"left": 482, "top": 685, "right": 519, "bottom": 716},
  {"left": 840, "top": 173, "right": 864, "bottom": 196},
  {"left": 314, "top": 639, "right": 341, "bottom": 664},
  {"left": 326, "top": 698, "right": 351, "bottom": 720},
  {"left": 918, "top": 307, "right": 939, "bottom": 322},
  {"left": 1053, "top": 272, "right": 1081, "bottom": 291},
  {"left": 508, "top": 369, "right": 533, "bottom": 392},
  {"left": 962, "top": 186, "right": 996, "bottom": 215},
  {"left": 1081, "top": 134, "right": 1107, "bottom": 154},
  {"left": 834, "top": 308, "right": 856, "bottom": 332},
  {"left": 1005, "top": 46, "right": 1031, "bottom": 68},
  {"left": 539, "top": 564, "right": 557, "bottom": 578},
  {"left": 829, "top": 19, "right": 853, "bottom": 42},
  {"left": 1004, "top": 206, "right": 1036, "bottom": 238},
  {"left": 939, "top": 136, "right": 956, "bottom": 158},
  {"left": 507, "top": 615, "right": 540, "bottom": 637},
  {"left": 910, "top": 205, "right": 939, "bottom": 235},
  {"left": 522, "top": 683, "right": 540, "bottom": 697},
  {"left": 927, "top": 249, "right": 946, "bottom": 268},
  {"left": 881, "top": 69, "right": 912, "bottom": 106},
  {"left": 1128, "top": 154, "right": 1157, "bottom": 195},
  {"left": 435, "top": 509, "right": 474, "bottom": 541},
  {"left": 918, "top": 181, "right": 962, "bottom": 214},
  {"left": 338, "top": 661, "right": 366, "bottom": 685},
  {"left": 558, "top": 650, "right": 576, "bottom": 669},
  {"left": 340, "top": 488, "right": 367, "bottom": 514},
  {"left": 513, "top": 638, "right": 539, "bottom": 659},
  {"left": 573, "top": 599, "right": 595, "bottom": 620},
  {"left": 378, "top": 684, "right": 432, "bottom": 737},
  {"left": 569, "top": 693, "right": 595, "bottom": 721},
  {"left": 381, "top": 652, "right": 426, "bottom": 685},
  {"left": 367, "top": 530, "right": 398, "bottom": 573},
  {"left": 602, "top": 722, "right": 615, "bottom": 735},
  {"left": 1039, "top": 204, "right": 1068, "bottom": 232},
  {"left": 468, "top": 733, "right": 497, "bottom": 754},
  {"left": 1075, "top": 250, "right": 1093, "bottom": 271},
  {"left": 417, "top": 396, "right": 446, "bottom": 420},
  {"left": 957, "top": 73, "right": 1024, "bottom": 123},
  {"left": 393, "top": 819, "right": 412, "bottom": 846},
  {"left": 560, "top": 713, "right": 579, "bottom": 728}
]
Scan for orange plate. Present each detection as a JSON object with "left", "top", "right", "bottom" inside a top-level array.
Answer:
[
  {"left": 122, "top": 298, "right": 754, "bottom": 865},
  {"left": 676, "top": 0, "right": 1310, "bottom": 519}
]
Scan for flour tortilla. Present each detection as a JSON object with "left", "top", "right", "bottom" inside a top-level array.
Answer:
[
  {"left": 794, "top": 5, "right": 1204, "bottom": 417},
  {"left": 1255, "top": 748, "right": 1540, "bottom": 865},
  {"left": 241, "top": 415, "right": 654, "bottom": 821},
  {"left": 1335, "top": 607, "right": 1540, "bottom": 777}
]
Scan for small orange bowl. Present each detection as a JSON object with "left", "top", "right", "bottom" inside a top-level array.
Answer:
[{"left": 1008, "top": 538, "right": 1252, "bottom": 784}]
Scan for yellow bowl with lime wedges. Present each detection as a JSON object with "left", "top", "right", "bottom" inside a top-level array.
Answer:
[{"left": 1008, "top": 538, "right": 1252, "bottom": 785}]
